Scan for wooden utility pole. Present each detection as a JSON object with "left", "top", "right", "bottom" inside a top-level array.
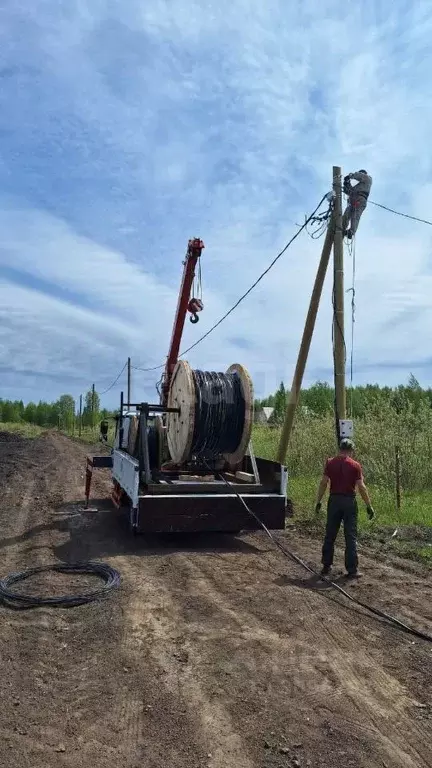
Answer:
[
  {"left": 276, "top": 203, "right": 335, "bottom": 464},
  {"left": 79, "top": 394, "right": 82, "bottom": 437},
  {"left": 127, "top": 357, "right": 131, "bottom": 407},
  {"left": 333, "top": 165, "right": 346, "bottom": 427},
  {"left": 91, "top": 383, "right": 95, "bottom": 432}
]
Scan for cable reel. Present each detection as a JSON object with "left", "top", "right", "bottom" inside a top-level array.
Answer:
[{"left": 166, "top": 360, "right": 253, "bottom": 465}]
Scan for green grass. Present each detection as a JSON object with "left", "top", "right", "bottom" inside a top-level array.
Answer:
[
  {"left": 253, "top": 420, "right": 432, "bottom": 522},
  {"left": 253, "top": 420, "right": 432, "bottom": 564},
  {"left": 287, "top": 475, "right": 432, "bottom": 527},
  {"left": 69, "top": 425, "right": 116, "bottom": 445},
  {"left": 0, "top": 422, "right": 45, "bottom": 438},
  {"left": 0, "top": 421, "right": 115, "bottom": 446},
  {"left": 391, "top": 542, "right": 432, "bottom": 564}
]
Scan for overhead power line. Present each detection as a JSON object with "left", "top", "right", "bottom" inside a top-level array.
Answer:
[
  {"left": 132, "top": 196, "right": 432, "bottom": 375},
  {"left": 98, "top": 362, "right": 127, "bottom": 395},
  {"left": 79, "top": 197, "right": 432, "bottom": 393},
  {"left": 65, "top": 193, "right": 432, "bottom": 412},
  {"left": 132, "top": 193, "right": 329, "bottom": 371},
  {"left": 132, "top": 362, "right": 165, "bottom": 373},
  {"left": 368, "top": 200, "right": 432, "bottom": 227},
  {"left": 180, "top": 194, "right": 329, "bottom": 357}
]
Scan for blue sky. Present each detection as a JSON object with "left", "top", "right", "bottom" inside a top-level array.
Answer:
[{"left": 1, "top": 0, "right": 432, "bottom": 408}]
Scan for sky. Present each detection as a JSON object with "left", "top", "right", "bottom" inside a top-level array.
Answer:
[{"left": 1, "top": 0, "right": 432, "bottom": 408}]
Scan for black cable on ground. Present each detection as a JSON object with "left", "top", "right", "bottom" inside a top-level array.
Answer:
[
  {"left": 214, "top": 468, "right": 432, "bottom": 644},
  {"left": 0, "top": 562, "right": 121, "bottom": 609}
]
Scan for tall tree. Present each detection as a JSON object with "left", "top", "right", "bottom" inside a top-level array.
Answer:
[
  {"left": 270, "top": 382, "right": 286, "bottom": 424},
  {"left": 302, "top": 381, "right": 333, "bottom": 415},
  {"left": 57, "top": 394, "right": 75, "bottom": 429}
]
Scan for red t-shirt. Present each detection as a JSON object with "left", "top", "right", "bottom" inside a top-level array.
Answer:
[{"left": 324, "top": 455, "right": 362, "bottom": 495}]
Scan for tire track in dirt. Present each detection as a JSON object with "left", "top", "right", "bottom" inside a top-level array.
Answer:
[
  {"left": 114, "top": 552, "right": 256, "bottom": 768},
  {"left": 173, "top": 546, "right": 432, "bottom": 767},
  {"left": 0, "top": 437, "right": 70, "bottom": 764}
]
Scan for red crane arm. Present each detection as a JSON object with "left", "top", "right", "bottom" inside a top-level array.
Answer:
[{"left": 161, "top": 238, "right": 204, "bottom": 405}]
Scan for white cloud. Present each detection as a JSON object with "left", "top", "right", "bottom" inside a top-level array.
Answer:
[{"left": 2, "top": 0, "right": 432, "bottom": 405}]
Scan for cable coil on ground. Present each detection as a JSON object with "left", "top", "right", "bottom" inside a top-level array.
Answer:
[{"left": 0, "top": 562, "right": 121, "bottom": 609}]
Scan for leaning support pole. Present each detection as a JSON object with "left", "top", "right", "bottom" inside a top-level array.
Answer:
[
  {"left": 276, "top": 207, "right": 335, "bottom": 465},
  {"left": 333, "top": 165, "right": 346, "bottom": 433}
]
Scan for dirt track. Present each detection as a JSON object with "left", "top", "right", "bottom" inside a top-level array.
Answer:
[{"left": 0, "top": 431, "right": 431, "bottom": 768}]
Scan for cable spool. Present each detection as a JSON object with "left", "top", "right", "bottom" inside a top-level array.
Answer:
[
  {"left": 166, "top": 361, "right": 253, "bottom": 465},
  {"left": 127, "top": 414, "right": 163, "bottom": 469}
]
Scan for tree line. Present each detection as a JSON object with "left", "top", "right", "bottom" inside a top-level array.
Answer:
[
  {"left": 0, "top": 389, "right": 113, "bottom": 428},
  {"left": 2, "top": 375, "right": 429, "bottom": 430},
  {"left": 255, "top": 374, "right": 431, "bottom": 424}
]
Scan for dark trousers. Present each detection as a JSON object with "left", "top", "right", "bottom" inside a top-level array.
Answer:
[{"left": 322, "top": 494, "right": 358, "bottom": 573}]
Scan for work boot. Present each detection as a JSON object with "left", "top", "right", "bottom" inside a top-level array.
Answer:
[
  {"left": 346, "top": 570, "right": 363, "bottom": 579},
  {"left": 345, "top": 229, "right": 353, "bottom": 240},
  {"left": 320, "top": 566, "right": 331, "bottom": 577}
]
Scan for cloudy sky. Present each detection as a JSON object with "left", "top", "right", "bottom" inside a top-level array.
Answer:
[{"left": 1, "top": 0, "right": 432, "bottom": 407}]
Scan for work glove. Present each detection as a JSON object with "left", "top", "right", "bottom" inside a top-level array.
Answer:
[
  {"left": 315, "top": 502, "right": 322, "bottom": 515},
  {"left": 366, "top": 505, "right": 375, "bottom": 520}
]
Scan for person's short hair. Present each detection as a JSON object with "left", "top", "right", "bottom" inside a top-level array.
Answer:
[{"left": 340, "top": 438, "right": 355, "bottom": 451}]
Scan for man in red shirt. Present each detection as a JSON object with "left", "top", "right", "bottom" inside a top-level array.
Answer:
[{"left": 315, "top": 439, "right": 375, "bottom": 578}]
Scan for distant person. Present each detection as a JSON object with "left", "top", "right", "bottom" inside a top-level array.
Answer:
[
  {"left": 342, "top": 169, "right": 372, "bottom": 238},
  {"left": 315, "top": 439, "right": 375, "bottom": 578},
  {"left": 100, "top": 419, "right": 109, "bottom": 443}
]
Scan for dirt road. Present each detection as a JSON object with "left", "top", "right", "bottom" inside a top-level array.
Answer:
[{"left": 0, "top": 431, "right": 431, "bottom": 768}]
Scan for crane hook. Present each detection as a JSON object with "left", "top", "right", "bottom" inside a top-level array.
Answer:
[{"left": 188, "top": 298, "right": 203, "bottom": 324}]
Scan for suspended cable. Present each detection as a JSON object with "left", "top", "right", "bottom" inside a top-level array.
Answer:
[
  {"left": 132, "top": 194, "right": 329, "bottom": 371},
  {"left": 132, "top": 362, "right": 165, "bottom": 373},
  {"left": 98, "top": 362, "right": 127, "bottom": 395},
  {"left": 180, "top": 193, "right": 329, "bottom": 357},
  {"left": 125, "top": 190, "right": 432, "bottom": 378},
  {"left": 369, "top": 200, "right": 432, "bottom": 227},
  {"left": 347, "top": 236, "right": 356, "bottom": 416}
]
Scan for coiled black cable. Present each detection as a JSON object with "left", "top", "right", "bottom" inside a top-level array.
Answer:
[
  {"left": 191, "top": 371, "right": 245, "bottom": 458},
  {"left": 0, "top": 562, "right": 120, "bottom": 609}
]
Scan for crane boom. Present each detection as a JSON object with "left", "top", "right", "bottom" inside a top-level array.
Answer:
[{"left": 161, "top": 238, "right": 204, "bottom": 405}]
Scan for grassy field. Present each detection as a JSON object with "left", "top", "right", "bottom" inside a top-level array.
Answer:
[
  {"left": 253, "top": 416, "right": 432, "bottom": 563},
  {"left": 0, "top": 421, "right": 115, "bottom": 446},
  {"left": 0, "top": 422, "right": 46, "bottom": 438}
]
